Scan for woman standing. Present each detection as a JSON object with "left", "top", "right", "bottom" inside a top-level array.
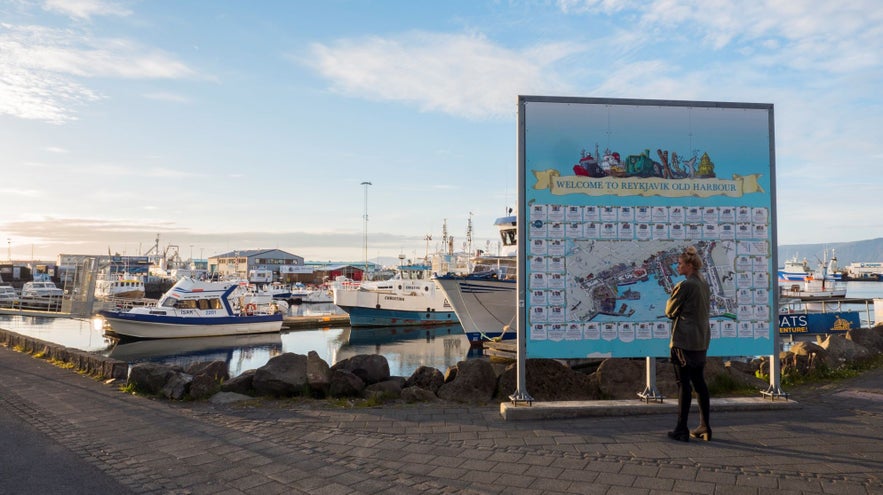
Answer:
[{"left": 665, "top": 246, "right": 712, "bottom": 442}]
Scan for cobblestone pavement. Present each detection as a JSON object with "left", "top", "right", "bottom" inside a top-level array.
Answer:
[{"left": 2, "top": 345, "right": 882, "bottom": 494}]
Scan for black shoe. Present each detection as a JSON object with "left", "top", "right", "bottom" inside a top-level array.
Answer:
[
  {"left": 667, "top": 430, "right": 689, "bottom": 442},
  {"left": 690, "top": 426, "right": 712, "bottom": 441}
]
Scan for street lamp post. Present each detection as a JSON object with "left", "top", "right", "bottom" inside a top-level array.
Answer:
[{"left": 361, "top": 181, "right": 372, "bottom": 280}]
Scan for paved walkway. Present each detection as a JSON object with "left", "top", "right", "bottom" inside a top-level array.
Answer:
[{"left": 1, "top": 345, "right": 882, "bottom": 495}]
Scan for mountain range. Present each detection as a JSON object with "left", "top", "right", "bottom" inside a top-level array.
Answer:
[{"left": 778, "top": 238, "right": 883, "bottom": 269}]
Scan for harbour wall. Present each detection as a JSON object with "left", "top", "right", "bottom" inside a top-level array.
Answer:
[{"left": 0, "top": 328, "right": 128, "bottom": 381}]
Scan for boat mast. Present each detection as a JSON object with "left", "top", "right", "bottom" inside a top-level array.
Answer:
[{"left": 361, "top": 181, "right": 372, "bottom": 280}]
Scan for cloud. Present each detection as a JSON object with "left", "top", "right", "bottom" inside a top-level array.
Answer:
[
  {"left": 306, "top": 31, "right": 582, "bottom": 120},
  {"left": 0, "top": 21, "right": 197, "bottom": 123},
  {"left": 42, "top": 0, "right": 132, "bottom": 20}
]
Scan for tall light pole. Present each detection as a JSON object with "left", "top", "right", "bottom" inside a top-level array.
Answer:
[{"left": 361, "top": 181, "right": 372, "bottom": 280}]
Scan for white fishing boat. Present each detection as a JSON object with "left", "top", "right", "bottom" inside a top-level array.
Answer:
[
  {"left": 100, "top": 277, "right": 287, "bottom": 339},
  {"left": 288, "top": 284, "right": 333, "bottom": 304},
  {"left": 95, "top": 273, "right": 146, "bottom": 300},
  {"left": 434, "top": 213, "right": 518, "bottom": 344},
  {"left": 779, "top": 258, "right": 847, "bottom": 300},
  {"left": 333, "top": 263, "right": 457, "bottom": 326},
  {"left": 21, "top": 281, "right": 64, "bottom": 298}
]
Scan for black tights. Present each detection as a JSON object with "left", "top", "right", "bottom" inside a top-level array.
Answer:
[{"left": 671, "top": 349, "right": 710, "bottom": 433}]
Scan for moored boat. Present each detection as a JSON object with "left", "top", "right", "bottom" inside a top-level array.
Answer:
[
  {"left": 333, "top": 263, "right": 456, "bottom": 326},
  {"left": 96, "top": 274, "right": 146, "bottom": 300},
  {"left": 434, "top": 213, "right": 518, "bottom": 345},
  {"left": 100, "top": 277, "right": 286, "bottom": 339}
]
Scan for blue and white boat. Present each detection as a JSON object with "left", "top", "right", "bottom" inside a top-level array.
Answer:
[
  {"left": 434, "top": 213, "right": 518, "bottom": 345},
  {"left": 100, "top": 277, "right": 286, "bottom": 339},
  {"left": 333, "top": 263, "right": 457, "bottom": 326},
  {"left": 778, "top": 250, "right": 842, "bottom": 282},
  {"left": 777, "top": 255, "right": 812, "bottom": 282}
]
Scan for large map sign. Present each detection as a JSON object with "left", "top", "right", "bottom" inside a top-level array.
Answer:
[{"left": 518, "top": 97, "right": 777, "bottom": 359}]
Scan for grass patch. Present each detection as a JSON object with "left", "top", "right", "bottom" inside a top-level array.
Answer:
[
  {"left": 781, "top": 354, "right": 883, "bottom": 387},
  {"left": 707, "top": 372, "right": 758, "bottom": 396}
]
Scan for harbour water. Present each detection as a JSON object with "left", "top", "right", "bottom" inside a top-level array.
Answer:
[
  {"left": 2, "top": 281, "right": 881, "bottom": 378},
  {"left": 0, "top": 302, "right": 480, "bottom": 378}
]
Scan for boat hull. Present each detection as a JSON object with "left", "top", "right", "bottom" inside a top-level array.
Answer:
[
  {"left": 101, "top": 311, "right": 283, "bottom": 339},
  {"left": 434, "top": 276, "right": 517, "bottom": 344},
  {"left": 336, "top": 305, "right": 457, "bottom": 326},
  {"left": 333, "top": 282, "right": 456, "bottom": 327}
]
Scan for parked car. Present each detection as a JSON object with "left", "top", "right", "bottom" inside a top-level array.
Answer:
[{"left": 0, "top": 285, "right": 17, "bottom": 306}]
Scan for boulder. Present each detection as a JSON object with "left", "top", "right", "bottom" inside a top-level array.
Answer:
[
  {"left": 782, "top": 341, "right": 830, "bottom": 375},
  {"left": 704, "top": 358, "right": 768, "bottom": 392},
  {"left": 189, "top": 373, "right": 221, "bottom": 400},
  {"left": 128, "top": 362, "right": 181, "bottom": 395},
  {"left": 306, "top": 351, "right": 331, "bottom": 397},
  {"left": 220, "top": 369, "right": 256, "bottom": 395},
  {"left": 405, "top": 366, "right": 444, "bottom": 394},
  {"left": 401, "top": 385, "right": 439, "bottom": 402},
  {"left": 328, "top": 369, "right": 365, "bottom": 398},
  {"left": 437, "top": 359, "right": 497, "bottom": 404},
  {"left": 253, "top": 353, "right": 309, "bottom": 397},
  {"left": 331, "top": 354, "right": 390, "bottom": 385},
  {"left": 819, "top": 334, "right": 872, "bottom": 364},
  {"left": 593, "top": 358, "right": 645, "bottom": 399},
  {"left": 186, "top": 360, "right": 229, "bottom": 382},
  {"left": 496, "top": 359, "right": 600, "bottom": 401},
  {"left": 160, "top": 371, "right": 192, "bottom": 400},
  {"left": 364, "top": 379, "right": 404, "bottom": 401},
  {"left": 846, "top": 327, "right": 883, "bottom": 354}
]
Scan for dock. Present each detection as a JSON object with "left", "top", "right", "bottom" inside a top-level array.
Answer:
[{"left": 282, "top": 314, "right": 350, "bottom": 330}]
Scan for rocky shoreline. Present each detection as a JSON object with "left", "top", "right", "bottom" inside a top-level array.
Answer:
[{"left": 125, "top": 326, "right": 883, "bottom": 405}]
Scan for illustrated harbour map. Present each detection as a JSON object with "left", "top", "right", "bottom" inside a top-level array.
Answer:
[{"left": 520, "top": 98, "right": 776, "bottom": 358}]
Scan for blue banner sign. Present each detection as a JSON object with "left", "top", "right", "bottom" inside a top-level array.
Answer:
[{"left": 778, "top": 312, "right": 860, "bottom": 335}]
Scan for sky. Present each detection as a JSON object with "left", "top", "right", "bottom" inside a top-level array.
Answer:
[{"left": 2, "top": 0, "right": 882, "bottom": 265}]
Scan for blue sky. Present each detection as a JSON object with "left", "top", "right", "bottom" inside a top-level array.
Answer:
[{"left": 2, "top": 0, "right": 881, "bottom": 263}]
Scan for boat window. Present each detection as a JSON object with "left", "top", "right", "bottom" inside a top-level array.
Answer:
[
  {"left": 197, "top": 299, "right": 210, "bottom": 310},
  {"left": 209, "top": 298, "right": 223, "bottom": 309},
  {"left": 178, "top": 300, "right": 197, "bottom": 309},
  {"left": 161, "top": 299, "right": 177, "bottom": 308}
]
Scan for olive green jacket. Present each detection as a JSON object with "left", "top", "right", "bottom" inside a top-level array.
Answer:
[{"left": 665, "top": 274, "right": 711, "bottom": 351}]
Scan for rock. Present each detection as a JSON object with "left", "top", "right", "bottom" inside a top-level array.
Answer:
[
  {"left": 593, "top": 359, "right": 645, "bottom": 399},
  {"left": 364, "top": 379, "right": 403, "bottom": 400},
  {"left": 186, "top": 360, "right": 229, "bottom": 382},
  {"left": 401, "top": 385, "right": 438, "bottom": 402},
  {"left": 496, "top": 359, "right": 600, "bottom": 401},
  {"left": 306, "top": 351, "right": 331, "bottom": 397},
  {"left": 128, "top": 362, "right": 181, "bottom": 395},
  {"left": 819, "top": 334, "right": 872, "bottom": 364},
  {"left": 160, "top": 371, "right": 192, "bottom": 400},
  {"left": 220, "top": 369, "right": 255, "bottom": 395},
  {"left": 782, "top": 341, "right": 830, "bottom": 375},
  {"left": 405, "top": 366, "right": 444, "bottom": 394},
  {"left": 846, "top": 327, "right": 883, "bottom": 354},
  {"left": 438, "top": 359, "right": 497, "bottom": 404},
  {"left": 189, "top": 373, "right": 221, "bottom": 400},
  {"left": 704, "top": 358, "right": 768, "bottom": 392},
  {"left": 328, "top": 369, "right": 365, "bottom": 398},
  {"left": 253, "top": 353, "right": 309, "bottom": 397},
  {"left": 331, "top": 355, "right": 390, "bottom": 385}
]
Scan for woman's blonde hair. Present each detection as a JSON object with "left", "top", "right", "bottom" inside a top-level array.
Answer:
[{"left": 680, "top": 245, "right": 703, "bottom": 271}]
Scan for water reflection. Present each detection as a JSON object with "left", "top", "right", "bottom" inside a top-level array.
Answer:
[
  {"left": 101, "top": 323, "right": 476, "bottom": 378},
  {"left": 2, "top": 307, "right": 482, "bottom": 378}
]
